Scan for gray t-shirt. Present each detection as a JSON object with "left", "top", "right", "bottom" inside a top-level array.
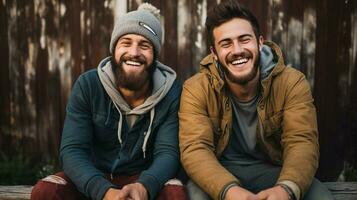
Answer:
[
  {"left": 219, "top": 44, "right": 277, "bottom": 167},
  {"left": 219, "top": 94, "right": 265, "bottom": 166}
]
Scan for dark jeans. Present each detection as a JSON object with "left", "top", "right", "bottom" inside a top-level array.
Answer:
[
  {"left": 31, "top": 172, "right": 187, "bottom": 200},
  {"left": 187, "top": 163, "right": 334, "bottom": 200}
]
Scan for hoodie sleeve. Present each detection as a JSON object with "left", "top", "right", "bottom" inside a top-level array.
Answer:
[
  {"left": 60, "top": 75, "right": 115, "bottom": 200},
  {"left": 137, "top": 82, "right": 181, "bottom": 199}
]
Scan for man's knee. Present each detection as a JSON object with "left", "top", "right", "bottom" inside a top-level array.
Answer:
[
  {"left": 157, "top": 179, "right": 188, "bottom": 200},
  {"left": 303, "top": 179, "right": 334, "bottom": 200},
  {"left": 186, "top": 180, "right": 211, "bottom": 200},
  {"left": 31, "top": 172, "right": 85, "bottom": 200}
]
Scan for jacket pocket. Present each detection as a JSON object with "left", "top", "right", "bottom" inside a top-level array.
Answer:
[
  {"left": 262, "top": 111, "right": 283, "bottom": 163},
  {"left": 92, "top": 113, "right": 119, "bottom": 147},
  {"left": 209, "top": 117, "right": 222, "bottom": 146},
  {"left": 263, "top": 111, "right": 283, "bottom": 137}
]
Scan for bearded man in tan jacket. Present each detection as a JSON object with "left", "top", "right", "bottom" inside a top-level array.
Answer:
[{"left": 179, "top": 1, "right": 334, "bottom": 200}]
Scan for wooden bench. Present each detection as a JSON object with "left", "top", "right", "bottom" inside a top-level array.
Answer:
[
  {"left": 0, "top": 186, "right": 32, "bottom": 200},
  {"left": 0, "top": 182, "right": 356, "bottom": 200},
  {"left": 324, "top": 182, "right": 357, "bottom": 200}
]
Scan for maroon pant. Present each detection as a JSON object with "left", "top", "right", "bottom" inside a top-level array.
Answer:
[{"left": 31, "top": 172, "right": 187, "bottom": 200}]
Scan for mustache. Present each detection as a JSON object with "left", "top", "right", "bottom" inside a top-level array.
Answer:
[
  {"left": 119, "top": 54, "right": 146, "bottom": 65},
  {"left": 226, "top": 51, "right": 252, "bottom": 63}
]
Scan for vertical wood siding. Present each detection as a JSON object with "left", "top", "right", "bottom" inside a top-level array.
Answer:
[{"left": 0, "top": 0, "right": 356, "bottom": 180}]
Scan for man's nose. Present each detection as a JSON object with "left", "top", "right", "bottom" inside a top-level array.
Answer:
[
  {"left": 232, "top": 41, "right": 244, "bottom": 54},
  {"left": 128, "top": 45, "right": 140, "bottom": 56}
]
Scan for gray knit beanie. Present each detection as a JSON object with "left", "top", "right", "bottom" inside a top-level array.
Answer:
[{"left": 110, "top": 3, "right": 162, "bottom": 56}]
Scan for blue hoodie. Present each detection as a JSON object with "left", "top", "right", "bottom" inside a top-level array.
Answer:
[{"left": 60, "top": 57, "right": 182, "bottom": 200}]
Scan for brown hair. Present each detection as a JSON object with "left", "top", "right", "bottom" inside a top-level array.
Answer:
[{"left": 205, "top": 0, "right": 260, "bottom": 46}]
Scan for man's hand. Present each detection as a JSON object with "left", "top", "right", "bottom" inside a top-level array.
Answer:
[
  {"left": 103, "top": 188, "right": 129, "bottom": 200},
  {"left": 225, "top": 186, "right": 260, "bottom": 200},
  {"left": 103, "top": 183, "right": 148, "bottom": 200},
  {"left": 121, "top": 183, "right": 148, "bottom": 200},
  {"left": 257, "top": 185, "right": 290, "bottom": 200}
]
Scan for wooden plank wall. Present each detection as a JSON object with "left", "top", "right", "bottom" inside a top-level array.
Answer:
[
  {"left": 314, "top": 0, "right": 357, "bottom": 181},
  {"left": 0, "top": 0, "right": 356, "bottom": 181},
  {"left": 0, "top": 0, "right": 117, "bottom": 162}
]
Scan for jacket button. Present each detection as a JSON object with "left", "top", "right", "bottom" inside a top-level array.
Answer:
[{"left": 260, "top": 104, "right": 264, "bottom": 109}]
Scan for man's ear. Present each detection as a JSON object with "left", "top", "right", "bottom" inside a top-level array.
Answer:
[
  {"left": 258, "top": 35, "right": 264, "bottom": 51},
  {"left": 210, "top": 46, "right": 218, "bottom": 60}
]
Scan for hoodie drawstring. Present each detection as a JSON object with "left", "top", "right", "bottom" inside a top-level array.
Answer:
[
  {"left": 113, "top": 101, "right": 154, "bottom": 158},
  {"left": 142, "top": 108, "right": 155, "bottom": 158},
  {"left": 113, "top": 102, "right": 123, "bottom": 144},
  {"left": 105, "top": 101, "right": 113, "bottom": 126}
]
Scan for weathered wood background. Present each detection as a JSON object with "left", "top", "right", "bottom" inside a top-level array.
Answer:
[{"left": 0, "top": 0, "right": 356, "bottom": 181}]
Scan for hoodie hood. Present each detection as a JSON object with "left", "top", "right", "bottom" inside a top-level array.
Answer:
[
  {"left": 260, "top": 44, "right": 277, "bottom": 80},
  {"left": 97, "top": 57, "right": 176, "bottom": 157}
]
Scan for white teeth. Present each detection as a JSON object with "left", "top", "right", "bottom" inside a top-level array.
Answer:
[
  {"left": 232, "top": 58, "right": 248, "bottom": 65},
  {"left": 125, "top": 60, "right": 141, "bottom": 66}
]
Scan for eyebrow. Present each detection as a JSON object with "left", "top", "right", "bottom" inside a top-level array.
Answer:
[
  {"left": 118, "top": 37, "right": 132, "bottom": 42},
  {"left": 239, "top": 34, "right": 253, "bottom": 39},
  {"left": 140, "top": 40, "right": 151, "bottom": 44},
  {"left": 217, "top": 33, "right": 254, "bottom": 45},
  {"left": 118, "top": 37, "right": 152, "bottom": 46}
]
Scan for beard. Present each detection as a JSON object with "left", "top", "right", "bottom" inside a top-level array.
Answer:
[
  {"left": 219, "top": 50, "right": 260, "bottom": 85},
  {"left": 111, "top": 54, "right": 154, "bottom": 91}
]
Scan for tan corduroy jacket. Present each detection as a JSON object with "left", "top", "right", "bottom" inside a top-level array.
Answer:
[{"left": 179, "top": 41, "right": 319, "bottom": 200}]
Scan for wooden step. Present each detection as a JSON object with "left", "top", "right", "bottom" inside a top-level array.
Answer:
[
  {"left": 0, "top": 182, "right": 356, "bottom": 200},
  {"left": 0, "top": 185, "right": 32, "bottom": 200},
  {"left": 324, "top": 182, "right": 357, "bottom": 200}
]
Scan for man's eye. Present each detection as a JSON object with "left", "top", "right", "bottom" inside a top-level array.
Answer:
[
  {"left": 120, "top": 42, "right": 131, "bottom": 47},
  {"left": 221, "top": 42, "right": 231, "bottom": 48},
  {"left": 241, "top": 38, "right": 250, "bottom": 43},
  {"left": 140, "top": 43, "right": 152, "bottom": 50}
]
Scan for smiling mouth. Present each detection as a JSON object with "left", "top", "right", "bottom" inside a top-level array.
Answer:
[
  {"left": 231, "top": 57, "right": 249, "bottom": 66},
  {"left": 125, "top": 60, "right": 142, "bottom": 66}
]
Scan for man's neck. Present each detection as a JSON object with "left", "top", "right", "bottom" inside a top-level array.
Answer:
[
  {"left": 227, "top": 73, "right": 260, "bottom": 102},
  {"left": 118, "top": 81, "right": 152, "bottom": 108}
]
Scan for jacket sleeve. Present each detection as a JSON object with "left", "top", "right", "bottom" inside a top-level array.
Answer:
[
  {"left": 179, "top": 77, "right": 239, "bottom": 200},
  {"left": 60, "top": 76, "right": 115, "bottom": 200},
  {"left": 278, "top": 72, "right": 319, "bottom": 198},
  {"left": 137, "top": 83, "right": 181, "bottom": 200}
]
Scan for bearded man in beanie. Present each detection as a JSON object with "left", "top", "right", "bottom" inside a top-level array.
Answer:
[{"left": 31, "top": 3, "right": 186, "bottom": 200}]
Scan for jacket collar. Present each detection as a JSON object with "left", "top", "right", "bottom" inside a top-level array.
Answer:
[
  {"left": 199, "top": 54, "right": 226, "bottom": 93},
  {"left": 199, "top": 41, "right": 286, "bottom": 99}
]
